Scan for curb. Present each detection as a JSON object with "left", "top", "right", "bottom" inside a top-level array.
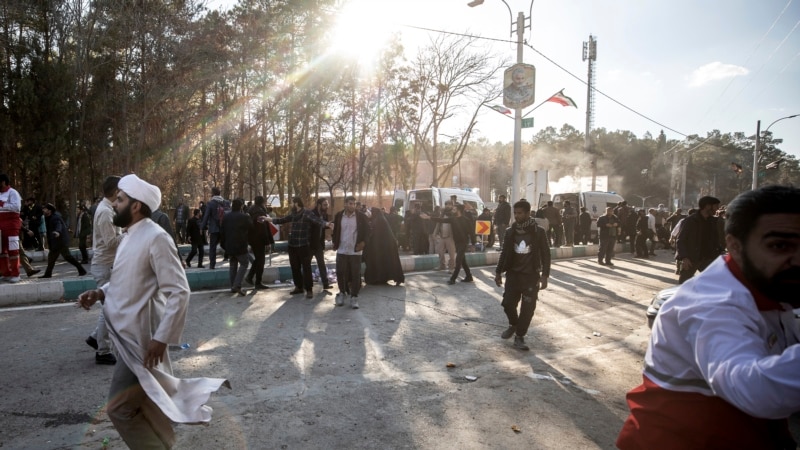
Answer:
[{"left": 1, "top": 243, "right": 614, "bottom": 307}]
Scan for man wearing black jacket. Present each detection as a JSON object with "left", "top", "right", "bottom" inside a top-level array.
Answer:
[
  {"left": 425, "top": 204, "right": 474, "bottom": 285},
  {"left": 245, "top": 196, "right": 274, "bottom": 290},
  {"left": 221, "top": 199, "right": 252, "bottom": 296},
  {"left": 494, "top": 200, "right": 551, "bottom": 351},
  {"left": 332, "top": 196, "right": 370, "bottom": 308},
  {"left": 494, "top": 195, "right": 511, "bottom": 248},
  {"left": 675, "top": 196, "right": 721, "bottom": 283}
]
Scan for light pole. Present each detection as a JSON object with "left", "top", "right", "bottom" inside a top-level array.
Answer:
[
  {"left": 753, "top": 113, "right": 800, "bottom": 190},
  {"left": 631, "top": 195, "right": 653, "bottom": 209},
  {"left": 468, "top": 0, "right": 534, "bottom": 203}
]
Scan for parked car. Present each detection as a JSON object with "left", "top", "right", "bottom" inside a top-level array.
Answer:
[{"left": 646, "top": 285, "right": 800, "bottom": 329}]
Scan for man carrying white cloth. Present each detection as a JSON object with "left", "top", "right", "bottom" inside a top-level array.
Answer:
[{"left": 78, "top": 174, "right": 228, "bottom": 449}]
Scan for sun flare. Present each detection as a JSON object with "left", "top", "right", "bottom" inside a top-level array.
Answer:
[{"left": 328, "top": 0, "right": 397, "bottom": 69}]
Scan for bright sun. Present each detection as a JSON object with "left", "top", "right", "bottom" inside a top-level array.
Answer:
[{"left": 328, "top": 0, "right": 397, "bottom": 69}]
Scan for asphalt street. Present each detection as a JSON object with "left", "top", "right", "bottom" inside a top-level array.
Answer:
[{"left": 1, "top": 249, "right": 686, "bottom": 450}]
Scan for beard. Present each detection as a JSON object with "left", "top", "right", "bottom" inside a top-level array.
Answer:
[
  {"left": 741, "top": 249, "right": 800, "bottom": 306},
  {"left": 113, "top": 203, "right": 133, "bottom": 228}
]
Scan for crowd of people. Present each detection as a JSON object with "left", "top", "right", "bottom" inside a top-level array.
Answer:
[{"left": 3, "top": 169, "right": 798, "bottom": 447}]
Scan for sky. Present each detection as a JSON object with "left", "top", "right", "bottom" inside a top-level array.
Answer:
[{"left": 207, "top": 0, "right": 800, "bottom": 159}]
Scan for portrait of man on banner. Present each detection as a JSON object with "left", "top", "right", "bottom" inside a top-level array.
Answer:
[{"left": 503, "top": 63, "right": 535, "bottom": 109}]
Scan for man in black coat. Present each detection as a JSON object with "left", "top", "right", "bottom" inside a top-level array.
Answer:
[
  {"left": 494, "top": 195, "right": 511, "bottom": 248},
  {"left": 40, "top": 203, "right": 87, "bottom": 278},
  {"left": 309, "top": 198, "right": 332, "bottom": 290},
  {"left": 245, "top": 196, "right": 275, "bottom": 290},
  {"left": 220, "top": 199, "right": 252, "bottom": 295},
  {"left": 424, "top": 204, "right": 474, "bottom": 285},
  {"left": 185, "top": 209, "right": 205, "bottom": 268},
  {"left": 675, "top": 196, "right": 721, "bottom": 283}
]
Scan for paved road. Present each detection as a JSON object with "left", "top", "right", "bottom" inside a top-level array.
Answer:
[{"left": 0, "top": 252, "right": 689, "bottom": 449}]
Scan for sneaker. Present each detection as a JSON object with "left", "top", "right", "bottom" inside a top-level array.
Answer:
[
  {"left": 95, "top": 352, "right": 117, "bottom": 365},
  {"left": 289, "top": 288, "right": 304, "bottom": 295},
  {"left": 335, "top": 293, "right": 345, "bottom": 306},
  {"left": 501, "top": 326, "right": 516, "bottom": 339},
  {"left": 305, "top": 290, "right": 313, "bottom": 299},
  {"left": 351, "top": 295, "right": 359, "bottom": 309},
  {"left": 513, "top": 335, "right": 530, "bottom": 351},
  {"left": 7, "top": 276, "right": 20, "bottom": 283},
  {"left": 85, "top": 336, "right": 98, "bottom": 350}
]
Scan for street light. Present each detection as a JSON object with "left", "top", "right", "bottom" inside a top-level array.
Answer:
[
  {"left": 469, "top": 0, "right": 535, "bottom": 203},
  {"left": 753, "top": 113, "right": 800, "bottom": 189},
  {"left": 631, "top": 194, "right": 654, "bottom": 209}
]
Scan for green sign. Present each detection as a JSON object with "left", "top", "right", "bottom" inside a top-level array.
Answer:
[{"left": 521, "top": 117, "right": 534, "bottom": 128}]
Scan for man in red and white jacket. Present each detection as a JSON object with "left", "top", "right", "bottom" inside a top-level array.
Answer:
[
  {"left": 617, "top": 184, "right": 800, "bottom": 450},
  {"left": 0, "top": 173, "right": 22, "bottom": 283}
]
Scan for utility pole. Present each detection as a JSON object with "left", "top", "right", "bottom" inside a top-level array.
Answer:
[
  {"left": 752, "top": 120, "right": 760, "bottom": 190},
  {"left": 583, "top": 35, "right": 597, "bottom": 190}
]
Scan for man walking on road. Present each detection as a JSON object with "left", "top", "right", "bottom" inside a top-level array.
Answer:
[
  {"left": 77, "top": 174, "right": 228, "bottom": 449},
  {"left": 332, "top": 196, "right": 370, "bottom": 308},
  {"left": 425, "top": 204, "right": 475, "bottom": 285},
  {"left": 200, "top": 186, "right": 227, "bottom": 269},
  {"left": 40, "top": 203, "right": 87, "bottom": 278},
  {"left": 617, "top": 185, "right": 800, "bottom": 449},
  {"left": 221, "top": 198, "right": 252, "bottom": 296},
  {"left": 495, "top": 200, "right": 550, "bottom": 351},
  {"left": 85, "top": 175, "right": 121, "bottom": 365}
]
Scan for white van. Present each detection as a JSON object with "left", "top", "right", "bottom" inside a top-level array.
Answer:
[
  {"left": 549, "top": 191, "right": 624, "bottom": 242},
  {"left": 393, "top": 187, "right": 485, "bottom": 215}
]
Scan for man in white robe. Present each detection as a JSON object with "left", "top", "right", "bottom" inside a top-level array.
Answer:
[{"left": 78, "top": 174, "right": 228, "bottom": 449}]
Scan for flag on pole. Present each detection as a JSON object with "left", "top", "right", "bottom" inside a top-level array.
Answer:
[
  {"left": 546, "top": 89, "right": 578, "bottom": 108},
  {"left": 489, "top": 104, "right": 512, "bottom": 115}
]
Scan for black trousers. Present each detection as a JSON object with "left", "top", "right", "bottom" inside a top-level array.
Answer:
[
  {"left": 450, "top": 242, "right": 472, "bottom": 281},
  {"left": 312, "top": 246, "right": 329, "bottom": 286},
  {"left": 247, "top": 243, "right": 266, "bottom": 284},
  {"left": 186, "top": 240, "right": 204, "bottom": 266},
  {"left": 44, "top": 246, "right": 85, "bottom": 276},
  {"left": 208, "top": 232, "right": 220, "bottom": 268},
  {"left": 502, "top": 271, "right": 540, "bottom": 337},
  {"left": 336, "top": 253, "right": 362, "bottom": 296},
  {"left": 288, "top": 245, "right": 313, "bottom": 291}
]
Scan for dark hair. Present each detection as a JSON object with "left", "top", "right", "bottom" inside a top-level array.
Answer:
[
  {"left": 102, "top": 176, "right": 121, "bottom": 198},
  {"left": 43, "top": 203, "right": 56, "bottom": 212},
  {"left": 344, "top": 195, "right": 356, "bottom": 203},
  {"left": 193, "top": 208, "right": 201, "bottom": 215},
  {"left": 513, "top": 200, "right": 531, "bottom": 212},
  {"left": 564, "top": 200, "right": 571, "bottom": 206},
  {"left": 254, "top": 195, "right": 265, "bottom": 206},
  {"left": 0, "top": 173, "right": 9, "bottom": 185},
  {"left": 211, "top": 186, "right": 221, "bottom": 196},
  {"left": 129, "top": 197, "right": 152, "bottom": 218},
  {"left": 725, "top": 185, "right": 800, "bottom": 244},
  {"left": 455, "top": 204, "right": 465, "bottom": 214},
  {"left": 292, "top": 196, "right": 304, "bottom": 208},
  {"left": 698, "top": 196, "right": 720, "bottom": 209},
  {"left": 547, "top": 201, "right": 553, "bottom": 206},
  {"left": 316, "top": 197, "right": 328, "bottom": 207},
  {"left": 27, "top": 196, "right": 36, "bottom": 202},
  {"left": 232, "top": 198, "right": 244, "bottom": 212}
]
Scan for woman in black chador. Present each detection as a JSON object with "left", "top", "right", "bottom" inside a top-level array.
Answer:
[{"left": 364, "top": 207, "right": 405, "bottom": 286}]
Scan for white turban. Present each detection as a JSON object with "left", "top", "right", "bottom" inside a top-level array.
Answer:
[{"left": 118, "top": 174, "right": 162, "bottom": 212}]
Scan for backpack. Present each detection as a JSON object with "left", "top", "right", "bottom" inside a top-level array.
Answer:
[{"left": 217, "top": 203, "right": 225, "bottom": 227}]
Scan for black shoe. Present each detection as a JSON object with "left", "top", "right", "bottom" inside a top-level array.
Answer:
[
  {"left": 289, "top": 288, "right": 304, "bottom": 295},
  {"left": 198, "top": 264, "right": 204, "bottom": 268},
  {"left": 245, "top": 275, "right": 254, "bottom": 285},
  {"left": 501, "top": 326, "right": 516, "bottom": 339},
  {"left": 254, "top": 283, "right": 269, "bottom": 290},
  {"left": 185, "top": 261, "right": 192, "bottom": 268},
  {"left": 513, "top": 336, "right": 530, "bottom": 351},
  {"left": 446, "top": 279, "right": 456, "bottom": 285},
  {"left": 305, "top": 290, "right": 313, "bottom": 299},
  {"left": 78, "top": 269, "right": 87, "bottom": 276},
  {"left": 597, "top": 261, "right": 606, "bottom": 265},
  {"left": 27, "top": 269, "right": 41, "bottom": 277},
  {"left": 460, "top": 277, "right": 474, "bottom": 282},
  {"left": 605, "top": 261, "right": 614, "bottom": 266},
  {"left": 39, "top": 274, "right": 52, "bottom": 279},
  {"left": 85, "top": 336, "right": 98, "bottom": 350},
  {"left": 323, "top": 284, "right": 333, "bottom": 290},
  {"left": 95, "top": 352, "right": 117, "bottom": 365}
]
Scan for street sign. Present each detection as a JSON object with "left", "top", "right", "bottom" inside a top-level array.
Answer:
[
  {"left": 475, "top": 220, "right": 491, "bottom": 236},
  {"left": 521, "top": 117, "right": 534, "bottom": 128}
]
